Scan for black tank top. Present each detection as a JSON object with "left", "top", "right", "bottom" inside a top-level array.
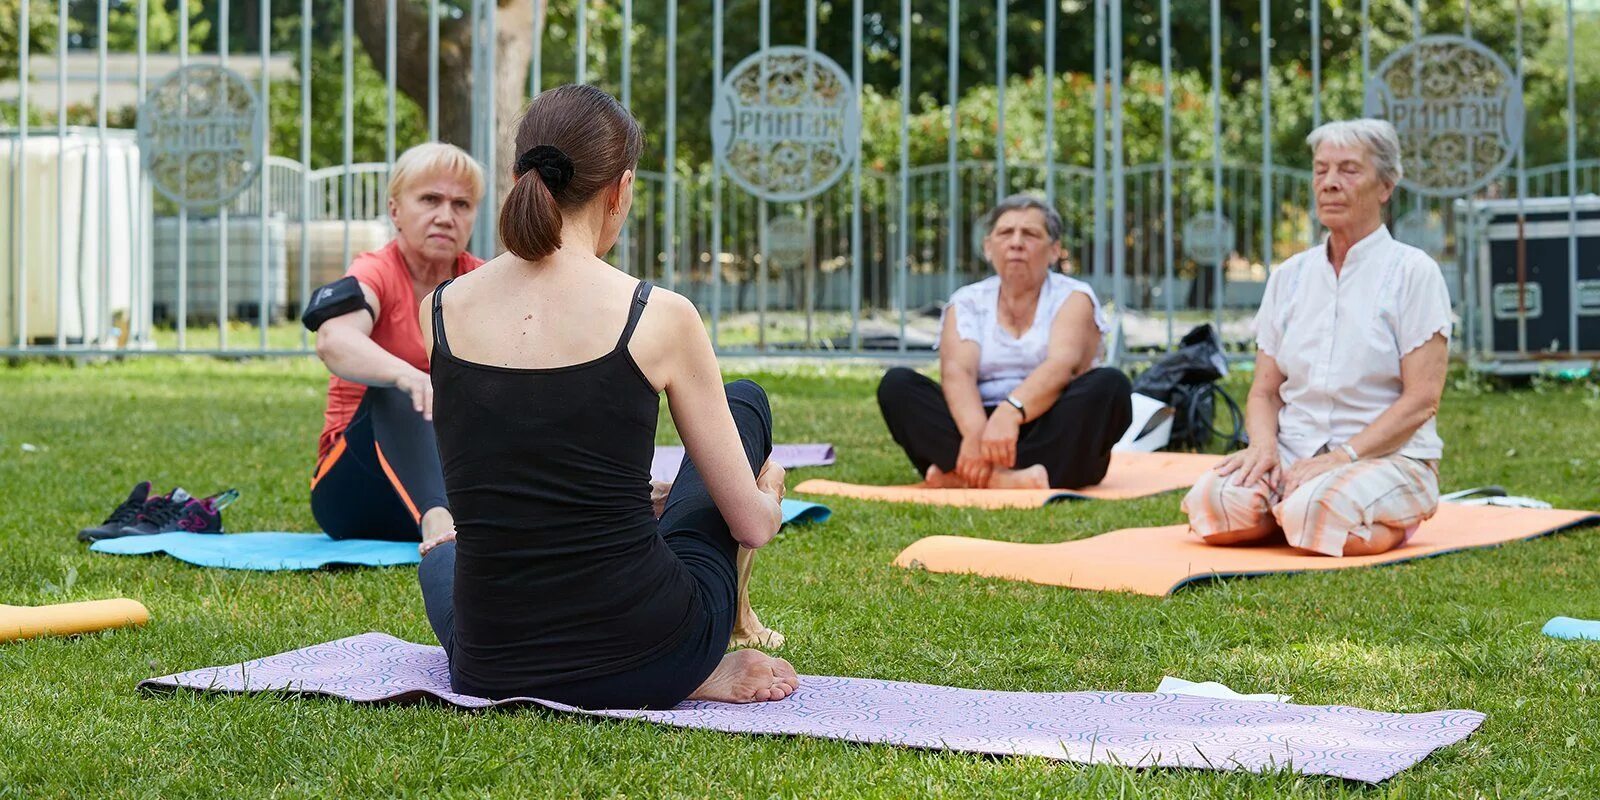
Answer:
[{"left": 429, "top": 279, "right": 701, "bottom": 694}]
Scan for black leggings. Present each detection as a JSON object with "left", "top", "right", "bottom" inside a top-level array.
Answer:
[
  {"left": 876, "top": 366, "right": 1133, "bottom": 489},
  {"left": 419, "top": 379, "right": 773, "bottom": 708},
  {"left": 311, "top": 387, "right": 449, "bottom": 542}
]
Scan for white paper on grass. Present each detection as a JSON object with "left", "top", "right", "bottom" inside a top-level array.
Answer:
[
  {"left": 1155, "top": 676, "right": 1291, "bottom": 704},
  {"left": 1457, "top": 495, "right": 1552, "bottom": 509}
]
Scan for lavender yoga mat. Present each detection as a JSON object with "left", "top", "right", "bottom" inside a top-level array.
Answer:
[
  {"left": 141, "top": 633, "right": 1482, "bottom": 783},
  {"left": 652, "top": 443, "right": 835, "bottom": 483}
]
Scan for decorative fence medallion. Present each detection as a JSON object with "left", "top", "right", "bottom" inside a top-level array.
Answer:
[
  {"left": 712, "top": 47, "right": 860, "bottom": 202},
  {"left": 138, "top": 64, "right": 262, "bottom": 209},
  {"left": 1363, "top": 35, "right": 1523, "bottom": 198},
  {"left": 1182, "top": 213, "right": 1235, "bottom": 263}
]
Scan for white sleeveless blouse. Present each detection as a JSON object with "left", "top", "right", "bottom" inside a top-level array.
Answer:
[{"left": 937, "top": 272, "right": 1109, "bottom": 405}]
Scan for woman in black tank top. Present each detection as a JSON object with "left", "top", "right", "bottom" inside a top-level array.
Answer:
[{"left": 415, "top": 84, "right": 799, "bottom": 709}]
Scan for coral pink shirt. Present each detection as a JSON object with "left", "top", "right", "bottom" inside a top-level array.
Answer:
[{"left": 317, "top": 240, "right": 484, "bottom": 463}]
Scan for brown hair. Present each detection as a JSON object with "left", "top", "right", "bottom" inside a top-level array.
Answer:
[{"left": 499, "top": 84, "right": 644, "bottom": 261}]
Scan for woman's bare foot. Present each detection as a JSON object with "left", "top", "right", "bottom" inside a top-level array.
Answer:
[
  {"left": 1339, "top": 523, "right": 1408, "bottom": 557},
  {"left": 729, "top": 608, "right": 786, "bottom": 649},
  {"left": 1197, "top": 523, "right": 1279, "bottom": 547},
  {"left": 728, "top": 547, "right": 784, "bottom": 649},
  {"left": 688, "top": 648, "right": 800, "bottom": 703},
  {"left": 730, "top": 581, "right": 786, "bottom": 649},
  {"left": 922, "top": 465, "right": 968, "bottom": 488},
  {"left": 986, "top": 464, "right": 1050, "bottom": 489}
]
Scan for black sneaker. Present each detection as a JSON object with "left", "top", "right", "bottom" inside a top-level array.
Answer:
[
  {"left": 78, "top": 481, "right": 154, "bottom": 543},
  {"left": 114, "top": 488, "right": 194, "bottom": 537},
  {"left": 120, "top": 488, "right": 239, "bottom": 536}
]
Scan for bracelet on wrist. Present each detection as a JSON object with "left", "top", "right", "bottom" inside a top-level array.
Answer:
[{"left": 1004, "top": 394, "right": 1026, "bottom": 422}]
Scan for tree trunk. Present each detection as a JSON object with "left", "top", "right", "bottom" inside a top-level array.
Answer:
[
  {"left": 351, "top": 0, "right": 538, "bottom": 188},
  {"left": 491, "top": 0, "right": 536, "bottom": 184}
]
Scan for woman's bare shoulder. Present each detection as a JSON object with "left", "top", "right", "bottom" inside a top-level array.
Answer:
[{"left": 637, "top": 285, "right": 702, "bottom": 332}]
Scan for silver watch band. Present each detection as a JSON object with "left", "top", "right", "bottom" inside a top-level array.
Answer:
[{"left": 1338, "top": 442, "right": 1360, "bottom": 462}]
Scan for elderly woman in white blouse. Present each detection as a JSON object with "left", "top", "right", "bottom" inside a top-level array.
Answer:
[
  {"left": 877, "top": 194, "right": 1133, "bottom": 490},
  {"left": 1182, "top": 119, "right": 1452, "bottom": 557}
]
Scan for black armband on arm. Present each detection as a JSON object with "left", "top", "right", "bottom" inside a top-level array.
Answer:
[{"left": 302, "top": 276, "right": 374, "bottom": 332}]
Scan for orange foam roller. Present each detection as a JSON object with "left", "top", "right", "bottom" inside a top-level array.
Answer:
[{"left": 0, "top": 598, "right": 150, "bottom": 643}]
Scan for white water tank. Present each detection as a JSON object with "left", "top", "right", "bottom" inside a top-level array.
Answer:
[
  {"left": 0, "top": 130, "right": 143, "bottom": 348},
  {"left": 151, "top": 214, "right": 290, "bottom": 325}
]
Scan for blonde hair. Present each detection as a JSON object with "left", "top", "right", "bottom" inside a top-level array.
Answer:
[{"left": 387, "top": 142, "right": 485, "bottom": 203}]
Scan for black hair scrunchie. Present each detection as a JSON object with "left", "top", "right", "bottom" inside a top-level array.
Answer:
[{"left": 516, "top": 145, "right": 575, "bottom": 195}]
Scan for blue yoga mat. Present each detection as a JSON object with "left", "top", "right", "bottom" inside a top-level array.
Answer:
[
  {"left": 779, "top": 498, "right": 831, "bottom": 526},
  {"left": 91, "top": 532, "right": 420, "bottom": 570},
  {"left": 1542, "top": 616, "right": 1600, "bottom": 641},
  {"left": 91, "top": 499, "right": 832, "bottom": 571}
]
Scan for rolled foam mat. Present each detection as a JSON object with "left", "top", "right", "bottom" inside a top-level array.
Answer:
[
  {"left": 652, "top": 443, "right": 835, "bottom": 483},
  {"left": 90, "top": 500, "right": 832, "bottom": 571},
  {"left": 141, "top": 632, "right": 1484, "bottom": 784},
  {"left": 797, "top": 451, "right": 1223, "bottom": 507},
  {"left": 0, "top": 598, "right": 150, "bottom": 643},
  {"left": 894, "top": 503, "right": 1600, "bottom": 596}
]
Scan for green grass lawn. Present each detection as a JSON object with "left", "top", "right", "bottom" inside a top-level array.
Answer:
[{"left": 1, "top": 358, "right": 1597, "bottom": 797}]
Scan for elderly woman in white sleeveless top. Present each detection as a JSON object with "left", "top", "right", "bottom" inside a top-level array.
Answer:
[
  {"left": 1182, "top": 119, "right": 1453, "bottom": 557},
  {"left": 877, "top": 194, "right": 1133, "bottom": 490}
]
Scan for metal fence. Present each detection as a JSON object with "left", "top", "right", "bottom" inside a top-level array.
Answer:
[{"left": 2, "top": 0, "right": 1596, "bottom": 366}]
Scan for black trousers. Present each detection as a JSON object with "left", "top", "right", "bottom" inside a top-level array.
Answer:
[
  {"left": 876, "top": 366, "right": 1133, "bottom": 489},
  {"left": 418, "top": 379, "right": 773, "bottom": 709},
  {"left": 310, "top": 387, "right": 450, "bottom": 542}
]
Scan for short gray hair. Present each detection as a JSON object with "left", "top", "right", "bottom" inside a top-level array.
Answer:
[
  {"left": 1306, "top": 119, "right": 1404, "bottom": 187},
  {"left": 984, "top": 193, "right": 1063, "bottom": 241}
]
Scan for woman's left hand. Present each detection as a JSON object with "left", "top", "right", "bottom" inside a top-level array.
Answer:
[
  {"left": 979, "top": 409, "right": 1021, "bottom": 469},
  {"left": 1281, "top": 451, "right": 1351, "bottom": 496},
  {"left": 418, "top": 529, "right": 456, "bottom": 557}
]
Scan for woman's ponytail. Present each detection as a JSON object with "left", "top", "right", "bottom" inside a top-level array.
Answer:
[
  {"left": 500, "top": 171, "right": 563, "bottom": 260},
  {"left": 501, "top": 144, "right": 574, "bottom": 261},
  {"left": 499, "top": 85, "right": 644, "bottom": 262}
]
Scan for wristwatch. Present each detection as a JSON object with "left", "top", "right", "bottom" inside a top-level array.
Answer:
[
  {"left": 1338, "top": 442, "right": 1360, "bottom": 463},
  {"left": 1004, "top": 394, "right": 1027, "bottom": 422}
]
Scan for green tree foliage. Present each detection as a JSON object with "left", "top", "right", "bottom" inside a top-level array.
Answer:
[
  {"left": 1525, "top": 13, "right": 1600, "bottom": 173},
  {"left": 1, "top": 1, "right": 57, "bottom": 83},
  {"left": 65, "top": 0, "right": 210, "bottom": 53},
  {"left": 266, "top": 32, "right": 429, "bottom": 168}
]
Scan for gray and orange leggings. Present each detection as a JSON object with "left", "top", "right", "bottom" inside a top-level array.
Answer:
[{"left": 310, "top": 387, "right": 448, "bottom": 542}]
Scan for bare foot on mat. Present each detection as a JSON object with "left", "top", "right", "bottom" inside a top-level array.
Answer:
[
  {"left": 689, "top": 649, "right": 800, "bottom": 703},
  {"left": 922, "top": 465, "right": 967, "bottom": 489},
  {"left": 986, "top": 464, "right": 1050, "bottom": 490}
]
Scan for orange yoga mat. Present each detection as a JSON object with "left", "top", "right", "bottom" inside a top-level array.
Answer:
[
  {"left": 795, "top": 451, "right": 1224, "bottom": 508},
  {"left": 0, "top": 599, "right": 150, "bottom": 643},
  {"left": 894, "top": 503, "right": 1600, "bottom": 596}
]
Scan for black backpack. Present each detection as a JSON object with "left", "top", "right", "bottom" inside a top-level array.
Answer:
[{"left": 1130, "top": 324, "right": 1246, "bottom": 451}]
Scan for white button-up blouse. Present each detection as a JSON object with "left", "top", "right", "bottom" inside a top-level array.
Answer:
[
  {"left": 939, "top": 271, "right": 1109, "bottom": 406},
  {"left": 1255, "top": 225, "right": 1452, "bottom": 466}
]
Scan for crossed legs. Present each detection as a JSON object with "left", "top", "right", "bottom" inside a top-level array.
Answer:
[{"left": 1181, "top": 455, "right": 1440, "bottom": 557}]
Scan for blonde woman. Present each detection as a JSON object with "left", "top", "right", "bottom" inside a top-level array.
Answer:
[{"left": 305, "top": 142, "right": 484, "bottom": 548}]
